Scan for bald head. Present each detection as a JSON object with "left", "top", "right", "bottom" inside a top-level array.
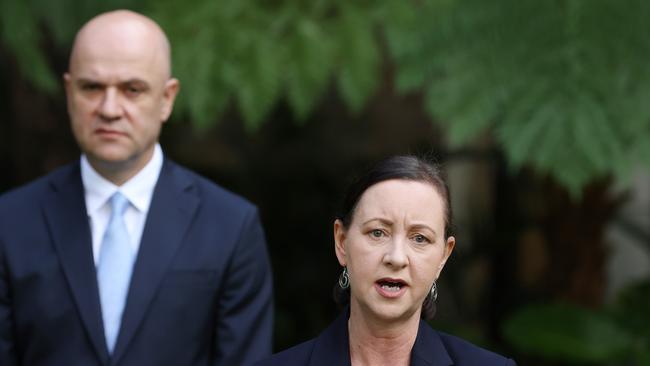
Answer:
[
  {"left": 64, "top": 9, "right": 180, "bottom": 185},
  {"left": 69, "top": 10, "right": 172, "bottom": 79}
]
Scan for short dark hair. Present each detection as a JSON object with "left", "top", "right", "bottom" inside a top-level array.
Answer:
[{"left": 333, "top": 155, "right": 453, "bottom": 321}]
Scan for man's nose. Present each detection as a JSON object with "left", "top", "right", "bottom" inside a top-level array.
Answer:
[
  {"left": 382, "top": 238, "right": 408, "bottom": 269},
  {"left": 98, "top": 88, "right": 122, "bottom": 121}
]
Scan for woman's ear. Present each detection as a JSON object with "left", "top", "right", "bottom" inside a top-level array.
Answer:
[
  {"left": 445, "top": 236, "right": 456, "bottom": 258},
  {"left": 436, "top": 236, "right": 456, "bottom": 278},
  {"left": 334, "top": 219, "right": 347, "bottom": 266}
]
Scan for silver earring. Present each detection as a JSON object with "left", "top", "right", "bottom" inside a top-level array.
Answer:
[
  {"left": 338, "top": 267, "right": 350, "bottom": 289},
  {"left": 429, "top": 281, "right": 438, "bottom": 302}
]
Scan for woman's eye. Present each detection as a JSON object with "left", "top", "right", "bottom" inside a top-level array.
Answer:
[
  {"left": 413, "top": 234, "right": 430, "bottom": 244},
  {"left": 370, "top": 229, "right": 384, "bottom": 238}
]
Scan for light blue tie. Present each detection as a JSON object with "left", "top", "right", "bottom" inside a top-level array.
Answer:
[{"left": 97, "top": 192, "right": 135, "bottom": 354}]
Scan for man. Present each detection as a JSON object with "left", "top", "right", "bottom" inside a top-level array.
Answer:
[{"left": 0, "top": 10, "right": 273, "bottom": 366}]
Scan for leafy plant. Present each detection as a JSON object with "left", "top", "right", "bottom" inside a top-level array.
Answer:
[
  {"left": 385, "top": 0, "right": 650, "bottom": 194},
  {"left": 3, "top": 0, "right": 650, "bottom": 193},
  {"left": 503, "top": 280, "right": 650, "bottom": 365}
]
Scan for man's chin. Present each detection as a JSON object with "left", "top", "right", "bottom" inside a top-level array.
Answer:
[
  {"left": 88, "top": 152, "right": 131, "bottom": 165},
  {"left": 85, "top": 150, "right": 137, "bottom": 170}
]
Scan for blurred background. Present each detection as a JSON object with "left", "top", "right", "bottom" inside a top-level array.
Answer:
[{"left": 2, "top": 0, "right": 650, "bottom": 364}]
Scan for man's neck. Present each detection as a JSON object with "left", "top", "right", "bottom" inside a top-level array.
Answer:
[{"left": 87, "top": 149, "right": 155, "bottom": 186}]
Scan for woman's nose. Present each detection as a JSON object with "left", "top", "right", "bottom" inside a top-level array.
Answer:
[{"left": 382, "top": 238, "right": 408, "bottom": 269}]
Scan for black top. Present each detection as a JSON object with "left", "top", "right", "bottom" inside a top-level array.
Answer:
[{"left": 256, "top": 309, "right": 516, "bottom": 366}]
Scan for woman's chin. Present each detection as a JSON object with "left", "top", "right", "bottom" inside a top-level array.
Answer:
[{"left": 364, "top": 302, "right": 421, "bottom": 325}]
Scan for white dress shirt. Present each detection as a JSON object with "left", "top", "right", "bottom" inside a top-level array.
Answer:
[{"left": 81, "top": 144, "right": 163, "bottom": 265}]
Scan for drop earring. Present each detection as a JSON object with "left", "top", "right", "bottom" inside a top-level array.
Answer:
[{"left": 338, "top": 267, "right": 350, "bottom": 289}]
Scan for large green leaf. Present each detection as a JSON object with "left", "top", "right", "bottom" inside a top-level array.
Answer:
[
  {"left": 0, "top": 0, "right": 58, "bottom": 93},
  {"left": 336, "top": 4, "right": 380, "bottom": 114},
  {"left": 235, "top": 39, "right": 284, "bottom": 131},
  {"left": 386, "top": 0, "right": 650, "bottom": 195},
  {"left": 503, "top": 303, "right": 634, "bottom": 363},
  {"left": 612, "top": 281, "right": 650, "bottom": 343},
  {"left": 7, "top": 0, "right": 650, "bottom": 194},
  {"left": 285, "top": 17, "right": 333, "bottom": 122}
]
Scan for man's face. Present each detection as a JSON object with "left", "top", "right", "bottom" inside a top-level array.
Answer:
[{"left": 64, "top": 19, "right": 178, "bottom": 178}]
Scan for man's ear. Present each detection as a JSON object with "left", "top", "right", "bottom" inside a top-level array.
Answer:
[
  {"left": 334, "top": 219, "right": 347, "bottom": 267},
  {"left": 160, "top": 78, "right": 180, "bottom": 122},
  {"left": 63, "top": 73, "right": 72, "bottom": 95}
]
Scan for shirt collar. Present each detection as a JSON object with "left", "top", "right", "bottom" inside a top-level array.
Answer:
[{"left": 81, "top": 144, "right": 164, "bottom": 214}]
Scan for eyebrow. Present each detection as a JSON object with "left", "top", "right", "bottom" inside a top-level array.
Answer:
[
  {"left": 361, "top": 218, "right": 437, "bottom": 235},
  {"left": 75, "top": 78, "right": 150, "bottom": 87},
  {"left": 410, "top": 223, "right": 437, "bottom": 236},
  {"left": 361, "top": 217, "right": 392, "bottom": 226},
  {"left": 75, "top": 78, "right": 102, "bottom": 86}
]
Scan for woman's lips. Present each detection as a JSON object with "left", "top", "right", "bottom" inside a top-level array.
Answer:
[{"left": 374, "top": 278, "right": 408, "bottom": 298}]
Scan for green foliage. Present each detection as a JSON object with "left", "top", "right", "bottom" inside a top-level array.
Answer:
[
  {"left": 335, "top": 3, "right": 380, "bottom": 115},
  {"left": 285, "top": 17, "right": 334, "bottom": 121},
  {"left": 0, "top": 0, "right": 58, "bottom": 93},
  {"left": 504, "top": 303, "right": 632, "bottom": 363},
  {"left": 611, "top": 280, "right": 650, "bottom": 359},
  {"left": 151, "top": 0, "right": 386, "bottom": 129},
  {"left": 385, "top": 0, "right": 650, "bottom": 195},
  {"left": 3, "top": 0, "right": 650, "bottom": 193},
  {"left": 0, "top": 0, "right": 143, "bottom": 92},
  {"left": 504, "top": 281, "right": 650, "bottom": 364}
]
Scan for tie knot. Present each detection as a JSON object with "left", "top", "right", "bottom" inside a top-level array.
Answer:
[{"left": 110, "top": 192, "right": 129, "bottom": 217}]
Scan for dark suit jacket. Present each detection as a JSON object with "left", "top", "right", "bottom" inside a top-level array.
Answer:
[
  {"left": 0, "top": 160, "right": 273, "bottom": 366},
  {"left": 256, "top": 309, "right": 516, "bottom": 366}
]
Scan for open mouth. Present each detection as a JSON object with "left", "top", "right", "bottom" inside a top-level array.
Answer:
[{"left": 376, "top": 278, "right": 407, "bottom": 292}]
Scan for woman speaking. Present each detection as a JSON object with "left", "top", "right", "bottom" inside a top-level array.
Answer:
[{"left": 257, "top": 156, "right": 516, "bottom": 366}]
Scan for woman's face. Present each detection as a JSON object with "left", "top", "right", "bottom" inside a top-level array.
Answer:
[{"left": 335, "top": 179, "right": 455, "bottom": 324}]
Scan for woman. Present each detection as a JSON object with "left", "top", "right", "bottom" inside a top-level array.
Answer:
[{"left": 257, "top": 156, "right": 516, "bottom": 366}]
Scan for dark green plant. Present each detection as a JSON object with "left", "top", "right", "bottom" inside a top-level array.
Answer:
[
  {"left": 503, "top": 280, "right": 650, "bottom": 365},
  {"left": 385, "top": 0, "right": 650, "bottom": 195},
  {"left": 3, "top": 0, "right": 650, "bottom": 193}
]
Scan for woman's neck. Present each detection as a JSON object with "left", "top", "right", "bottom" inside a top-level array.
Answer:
[{"left": 347, "top": 305, "right": 420, "bottom": 366}]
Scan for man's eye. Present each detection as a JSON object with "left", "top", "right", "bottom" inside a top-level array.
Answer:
[
  {"left": 124, "top": 85, "right": 143, "bottom": 96},
  {"left": 81, "top": 83, "right": 102, "bottom": 91}
]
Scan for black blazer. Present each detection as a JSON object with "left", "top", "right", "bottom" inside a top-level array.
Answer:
[
  {"left": 0, "top": 160, "right": 273, "bottom": 366},
  {"left": 256, "top": 309, "right": 516, "bottom": 366}
]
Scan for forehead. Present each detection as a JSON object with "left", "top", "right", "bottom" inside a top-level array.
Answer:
[
  {"left": 69, "top": 19, "right": 167, "bottom": 83},
  {"left": 353, "top": 180, "right": 445, "bottom": 224}
]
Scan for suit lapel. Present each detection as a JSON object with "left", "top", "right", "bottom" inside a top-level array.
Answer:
[
  {"left": 411, "top": 320, "right": 453, "bottom": 366},
  {"left": 42, "top": 163, "right": 110, "bottom": 365},
  {"left": 309, "top": 310, "right": 351, "bottom": 366},
  {"left": 111, "top": 160, "right": 199, "bottom": 363}
]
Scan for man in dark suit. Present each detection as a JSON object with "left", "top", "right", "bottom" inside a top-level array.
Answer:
[{"left": 0, "top": 9, "right": 273, "bottom": 366}]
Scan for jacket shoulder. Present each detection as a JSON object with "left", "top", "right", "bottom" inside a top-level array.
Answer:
[
  {"left": 254, "top": 338, "right": 316, "bottom": 366},
  {"left": 437, "top": 331, "right": 516, "bottom": 365},
  {"left": 0, "top": 163, "right": 76, "bottom": 212},
  {"left": 167, "top": 161, "right": 257, "bottom": 213}
]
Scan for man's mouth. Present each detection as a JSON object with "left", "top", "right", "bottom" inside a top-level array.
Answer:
[{"left": 95, "top": 128, "right": 127, "bottom": 138}]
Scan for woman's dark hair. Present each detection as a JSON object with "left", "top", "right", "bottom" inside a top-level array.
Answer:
[{"left": 333, "top": 155, "right": 453, "bottom": 321}]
